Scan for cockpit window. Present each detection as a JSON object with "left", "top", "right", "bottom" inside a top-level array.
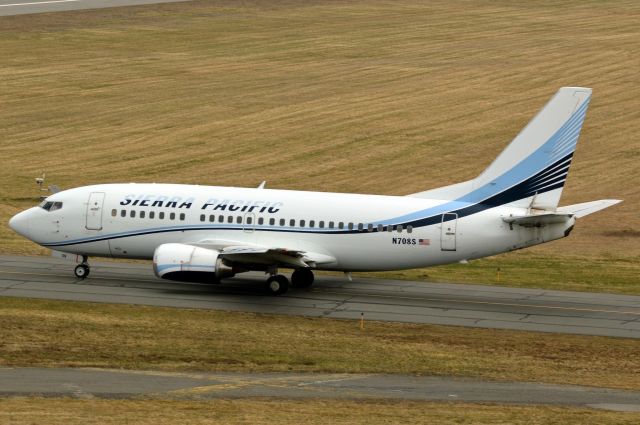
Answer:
[
  {"left": 39, "top": 201, "right": 53, "bottom": 211},
  {"left": 39, "top": 201, "right": 62, "bottom": 212}
]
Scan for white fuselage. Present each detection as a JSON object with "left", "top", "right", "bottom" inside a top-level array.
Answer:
[{"left": 10, "top": 183, "right": 572, "bottom": 272}]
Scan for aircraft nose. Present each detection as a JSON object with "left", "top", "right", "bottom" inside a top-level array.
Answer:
[{"left": 9, "top": 210, "right": 31, "bottom": 238}]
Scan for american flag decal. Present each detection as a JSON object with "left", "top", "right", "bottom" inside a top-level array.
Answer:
[{"left": 419, "top": 239, "right": 430, "bottom": 246}]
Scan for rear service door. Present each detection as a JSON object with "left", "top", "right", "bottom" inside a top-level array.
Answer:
[
  {"left": 86, "top": 192, "right": 105, "bottom": 230},
  {"left": 440, "top": 213, "right": 457, "bottom": 251}
]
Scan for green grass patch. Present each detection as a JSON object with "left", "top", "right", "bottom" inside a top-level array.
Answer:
[
  {"left": 369, "top": 251, "right": 640, "bottom": 294},
  {"left": 2, "top": 297, "right": 640, "bottom": 390},
  {"left": 1, "top": 398, "right": 638, "bottom": 425}
]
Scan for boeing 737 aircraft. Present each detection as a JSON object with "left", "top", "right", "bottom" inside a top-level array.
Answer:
[{"left": 9, "top": 87, "right": 621, "bottom": 295}]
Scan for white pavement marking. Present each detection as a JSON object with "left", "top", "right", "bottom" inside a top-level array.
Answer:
[{"left": 0, "top": 0, "right": 82, "bottom": 7}]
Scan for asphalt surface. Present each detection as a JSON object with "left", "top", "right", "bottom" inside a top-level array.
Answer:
[
  {"left": 2, "top": 255, "right": 640, "bottom": 338},
  {"left": 1, "top": 367, "right": 640, "bottom": 412},
  {"left": 0, "top": 0, "right": 189, "bottom": 16}
]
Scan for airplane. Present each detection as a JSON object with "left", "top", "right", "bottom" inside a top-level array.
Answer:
[{"left": 9, "top": 87, "right": 622, "bottom": 295}]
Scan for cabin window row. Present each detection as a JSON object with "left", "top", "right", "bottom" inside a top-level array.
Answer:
[
  {"left": 198, "top": 214, "right": 412, "bottom": 233},
  {"left": 112, "top": 209, "right": 185, "bottom": 221},
  {"left": 110, "top": 208, "right": 412, "bottom": 233}
]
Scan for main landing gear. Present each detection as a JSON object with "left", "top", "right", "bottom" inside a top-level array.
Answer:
[
  {"left": 264, "top": 268, "right": 315, "bottom": 296},
  {"left": 291, "top": 268, "right": 314, "bottom": 288},
  {"left": 265, "top": 274, "right": 289, "bottom": 296},
  {"left": 74, "top": 256, "right": 90, "bottom": 279}
]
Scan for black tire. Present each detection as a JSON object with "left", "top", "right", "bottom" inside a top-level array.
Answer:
[
  {"left": 265, "top": 274, "right": 289, "bottom": 295},
  {"left": 74, "top": 264, "right": 89, "bottom": 279},
  {"left": 291, "top": 268, "right": 314, "bottom": 288}
]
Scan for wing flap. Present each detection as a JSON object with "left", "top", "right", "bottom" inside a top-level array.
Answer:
[{"left": 190, "top": 240, "right": 336, "bottom": 268}]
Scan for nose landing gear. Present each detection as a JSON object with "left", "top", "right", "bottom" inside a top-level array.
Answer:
[{"left": 74, "top": 256, "right": 90, "bottom": 279}]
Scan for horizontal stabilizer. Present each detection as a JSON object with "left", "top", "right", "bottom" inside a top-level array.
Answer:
[
  {"left": 502, "top": 213, "right": 573, "bottom": 227},
  {"left": 557, "top": 199, "right": 623, "bottom": 218}
]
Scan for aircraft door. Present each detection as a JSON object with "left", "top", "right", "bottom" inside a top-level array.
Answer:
[
  {"left": 86, "top": 192, "right": 105, "bottom": 230},
  {"left": 440, "top": 213, "right": 457, "bottom": 251}
]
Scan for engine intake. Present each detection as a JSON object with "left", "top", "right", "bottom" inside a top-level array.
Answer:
[{"left": 153, "top": 243, "right": 234, "bottom": 283}]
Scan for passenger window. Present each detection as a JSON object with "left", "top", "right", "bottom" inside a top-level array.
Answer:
[
  {"left": 377, "top": 224, "right": 383, "bottom": 232},
  {"left": 407, "top": 225, "right": 413, "bottom": 234},
  {"left": 111, "top": 209, "right": 117, "bottom": 217},
  {"left": 247, "top": 216, "right": 253, "bottom": 225},
  {"left": 140, "top": 211, "right": 146, "bottom": 219},
  {"left": 200, "top": 214, "right": 205, "bottom": 222},
  {"left": 319, "top": 221, "right": 325, "bottom": 228},
  {"left": 159, "top": 212, "right": 165, "bottom": 219},
  {"left": 309, "top": 220, "right": 315, "bottom": 228},
  {"left": 227, "top": 216, "right": 233, "bottom": 223},
  {"left": 208, "top": 215, "right": 214, "bottom": 222},
  {"left": 280, "top": 219, "right": 285, "bottom": 226},
  {"left": 349, "top": 223, "right": 354, "bottom": 230},
  {"left": 218, "top": 215, "right": 224, "bottom": 223},
  {"left": 269, "top": 218, "right": 275, "bottom": 225},
  {"left": 237, "top": 216, "right": 243, "bottom": 224},
  {"left": 387, "top": 225, "right": 393, "bottom": 232},
  {"left": 397, "top": 225, "right": 403, "bottom": 233},
  {"left": 329, "top": 221, "right": 334, "bottom": 229},
  {"left": 358, "top": 223, "right": 363, "bottom": 231},
  {"left": 258, "top": 217, "right": 264, "bottom": 225},
  {"left": 130, "top": 210, "right": 136, "bottom": 218},
  {"left": 300, "top": 219, "right": 305, "bottom": 227},
  {"left": 180, "top": 213, "right": 185, "bottom": 221},
  {"left": 169, "top": 212, "right": 175, "bottom": 220},
  {"left": 367, "top": 224, "right": 373, "bottom": 232},
  {"left": 339, "top": 222, "right": 344, "bottom": 229},
  {"left": 290, "top": 219, "right": 295, "bottom": 227},
  {"left": 121, "top": 210, "right": 126, "bottom": 217},
  {"left": 149, "top": 211, "right": 155, "bottom": 219}
]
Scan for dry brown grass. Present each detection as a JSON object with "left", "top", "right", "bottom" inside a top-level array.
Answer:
[
  {"left": 0, "top": 1, "right": 638, "bottom": 273},
  {"left": 2, "top": 297, "right": 640, "bottom": 390},
  {"left": 1, "top": 397, "right": 639, "bottom": 425}
]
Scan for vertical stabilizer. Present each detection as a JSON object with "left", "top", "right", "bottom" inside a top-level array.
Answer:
[
  {"left": 471, "top": 87, "right": 592, "bottom": 209},
  {"left": 409, "top": 87, "right": 592, "bottom": 210}
]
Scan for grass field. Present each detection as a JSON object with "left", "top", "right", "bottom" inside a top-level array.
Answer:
[
  {"left": 2, "top": 297, "right": 640, "bottom": 391},
  {"left": 2, "top": 398, "right": 639, "bottom": 425},
  {"left": 0, "top": 0, "right": 639, "bottom": 292}
]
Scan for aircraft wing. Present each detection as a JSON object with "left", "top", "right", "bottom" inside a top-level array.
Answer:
[{"left": 190, "top": 239, "right": 336, "bottom": 268}]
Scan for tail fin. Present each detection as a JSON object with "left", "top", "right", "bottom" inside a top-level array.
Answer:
[{"left": 410, "top": 87, "right": 592, "bottom": 210}]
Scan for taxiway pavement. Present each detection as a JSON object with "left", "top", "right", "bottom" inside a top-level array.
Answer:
[
  {"left": 1, "top": 255, "right": 640, "bottom": 338},
  {"left": 2, "top": 367, "right": 640, "bottom": 412}
]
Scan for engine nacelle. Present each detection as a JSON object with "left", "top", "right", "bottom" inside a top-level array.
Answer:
[{"left": 153, "top": 243, "right": 234, "bottom": 283}]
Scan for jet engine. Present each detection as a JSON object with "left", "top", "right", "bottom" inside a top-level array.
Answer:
[{"left": 153, "top": 243, "right": 235, "bottom": 283}]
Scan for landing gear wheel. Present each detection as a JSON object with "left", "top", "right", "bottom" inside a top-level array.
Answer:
[
  {"left": 291, "top": 268, "right": 314, "bottom": 288},
  {"left": 265, "top": 274, "right": 289, "bottom": 296},
  {"left": 74, "top": 264, "right": 90, "bottom": 279}
]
